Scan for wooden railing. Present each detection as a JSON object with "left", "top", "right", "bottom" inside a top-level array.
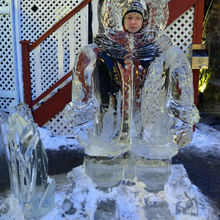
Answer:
[
  {"left": 20, "top": 0, "right": 204, "bottom": 126},
  {"left": 20, "top": 0, "right": 92, "bottom": 126}
]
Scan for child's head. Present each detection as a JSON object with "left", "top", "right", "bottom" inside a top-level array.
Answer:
[{"left": 122, "top": 2, "right": 145, "bottom": 33}]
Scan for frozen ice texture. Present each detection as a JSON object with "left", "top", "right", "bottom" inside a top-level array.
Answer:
[
  {"left": 166, "top": 165, "right": 199, "bottom": 217},
  {"left": 85, "top": 155, "right": 124, "bottom": 189},
  {"left": 135, "top": 158, "right": 171, "bottom": 192},
  {"left": 57, "top": 164, "right": 200, "bottom": 219},
  {"left": 65, "top": 0, "right": 199, "bottom": 159},
  {"left": 4, "top": 103, "right": 55, "bottom": 219}
]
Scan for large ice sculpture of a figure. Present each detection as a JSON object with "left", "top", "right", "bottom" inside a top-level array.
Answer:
[
  {"left": 66, "top": 0, "right": 199, "bottom": 160},
  {"left": 4, "top": 104, "right": 55, "bottom": 219}
]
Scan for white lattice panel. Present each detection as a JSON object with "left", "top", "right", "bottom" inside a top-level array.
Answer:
[
  {"left": 44, "top": 108, "right": 75, "bottom": 136},
  {"left": 19, "top": 0, "right": 88, "bottom": 134},
  {"left": 0, "top": 97, "right": 16, "bottom": 110},
  {"left": 0, "top": 14, "right": 15, "bottom": 92},
  {"left": 0, "top": 0, "right": 8, "bottom": 7},
  {"left": 163, "top": 7, "right": 194, "bottom": 53},
  {"left": 20, "top": 0, "right": 88, "bottom": 100},
  {"left": 0, "top": 0, "right": 17, "bottom": 111}
]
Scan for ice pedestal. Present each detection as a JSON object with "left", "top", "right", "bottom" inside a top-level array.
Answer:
[
  {"left": 94, "top": 200, "right": 119, "bottom": 220},
  {"left": 59, "top": 158, "right": 200, "bottom": 220},
  {"left": 4, "top": 104, "right": 55, "bottom": 220},
  {"left": 84, "top": 153, "right": 171, "bottom": 192},
  {"left": 85, "top": 155, "right": 124, "bottom": 189},
  {"left": 135, "top": 158, "right": 171, "bottom": 192},
  {"left": 84, "top": 154, "right": 174, "bottom": 219}
]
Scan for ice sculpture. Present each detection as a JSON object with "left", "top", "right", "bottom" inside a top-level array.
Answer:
[
  {"left": 66, "top": 0, "right": 199, "bottom": 160},
  {"left": 64, "top": 3, "right": 200, "bottom": 217},
  {"left": 135, "top": 158, "right": 171, "bottom": 192},
  {"left": 84, "top": 154, "right": 124, "bottom": 189},
  {"left": 4, "top": 104, "right": 55, "bottom": 219},
  {"left": 64, "top": 4, "right": 201, "bottom": 217}
]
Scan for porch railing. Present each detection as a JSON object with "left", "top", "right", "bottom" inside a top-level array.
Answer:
[{"left": 20, "top": 0, "right": 92, "bottom": 126}]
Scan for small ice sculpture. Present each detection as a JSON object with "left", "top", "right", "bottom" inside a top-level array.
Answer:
[
  {"left": 66, "top": 0, "right": 199, "bottom": 160},
  {"left": 4, "top": 103, "right": 55, "bottom": 219}
]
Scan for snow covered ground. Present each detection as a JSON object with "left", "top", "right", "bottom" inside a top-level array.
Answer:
[
  {"left": 0, "top": 123, "right": 220, "bottom": 219},
  {"left": 0, "top": 164, "right": 219, "bottom": 220},
  {"left": 38, "top": 127, "right": 82, "bottom": 151},
  {"left": 186, "top": 123, "right": 220, "bottom": 156}
]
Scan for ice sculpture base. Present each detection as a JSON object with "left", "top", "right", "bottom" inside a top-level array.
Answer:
[
  {"left": 56, "top": 164, "right": 204, "bottom": 220},
  {"left": 2, "top": 164, "right": 217, "bottom": 219},
  {"left": 84, "top": 155, "right": 124, "bottom": 189}
]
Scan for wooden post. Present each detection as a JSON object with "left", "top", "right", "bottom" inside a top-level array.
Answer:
[{"left": 20, "top": 40, "right": 33, "bottom": 111}]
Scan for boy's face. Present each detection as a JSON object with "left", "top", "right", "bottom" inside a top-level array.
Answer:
[{"left": 124, "top": 12, "right": 143, "bottom": 33}]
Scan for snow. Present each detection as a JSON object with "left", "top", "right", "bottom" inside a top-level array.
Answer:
[
  {"left": 184, "top": 123, "right": 220, "bottom": 156},
  {"left": 0, "top": 123, "right": 220, "bottom": 219},
  {"left": 38, "top": 127, "right": 81, "bottom": 151},
  {"left": 2, "top": 165, "right": 219, "bottom": 220}
]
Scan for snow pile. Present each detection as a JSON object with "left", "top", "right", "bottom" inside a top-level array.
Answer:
[
  {"left": 184, "top": 123, "right": 220, "bottom": 156},
  {"left": 38, "top": 127, "right": 81, "bottom": 151},
  {"left": 41, "top": 165, "right": 220, "bottom": 219}
]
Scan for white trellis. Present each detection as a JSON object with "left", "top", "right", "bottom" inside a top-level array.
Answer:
[
  {"left": 0, "top": 0, "right": 19, "bottom": 111},
  {"left": 18, "top": 0, "right": 89, "bottom": 135},
  {"left": 163, "top": 7, "right": 194, "bottom": 54},
  {"left": 20, "top": 0, "right": 89, "bottom": 99}
]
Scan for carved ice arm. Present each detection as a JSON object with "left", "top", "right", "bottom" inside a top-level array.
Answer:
[
  {"left": 165, "top": 46, "right": 200, "bottom": 147},
  {"left": 65, "top": 44, "right": 99, "bottom": 126}
]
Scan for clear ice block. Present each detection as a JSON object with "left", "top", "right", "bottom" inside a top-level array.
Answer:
[{"left": 4, "top": 103, "right": 55, "bottom": 219}]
